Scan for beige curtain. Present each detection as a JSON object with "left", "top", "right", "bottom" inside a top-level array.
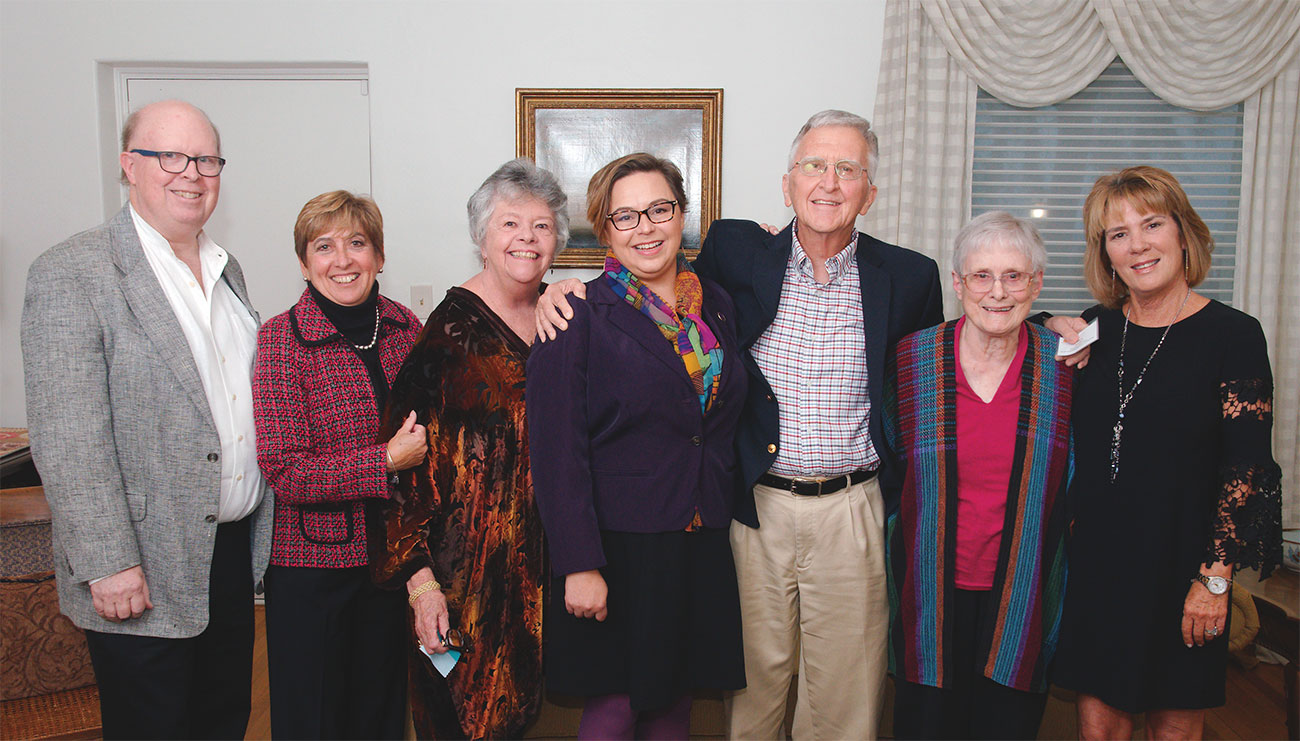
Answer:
[
  {"left": 866, "top": 0, "right": 975, "bottom": 319},
  {"left": 870, "top": 0, "right": 1300, "bottom": 524},
  {"left": 917, "top": 0, "right": 1112, "bottom": 107},
  {"left": 1237, "top": 63, "right": 1300, "bottom": 522},
  {"left": 1095, "top": 1, "right": 1300, "bottom": 110}
]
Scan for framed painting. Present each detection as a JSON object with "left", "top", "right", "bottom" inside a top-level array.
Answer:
[{"left": 516, "top": 88, "right": 722, "bottom": 268}]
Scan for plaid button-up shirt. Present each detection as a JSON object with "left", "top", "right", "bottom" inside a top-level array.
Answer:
[{"left": 751, "top": 221, "right": 878, "bottom": 477}]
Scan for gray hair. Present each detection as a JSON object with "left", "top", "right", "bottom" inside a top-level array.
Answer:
[
  {"left": 119, "top": 101, "right": 221, "bottom": 185},
  {"left": 951, "top": 211, "right": 1048, "bottom": 275},
  {"left": 787, "top": 109, "right": 880, "bottom": 183},
  {"left": 466, "top": 158, "right": 569, "bottom": 263}
]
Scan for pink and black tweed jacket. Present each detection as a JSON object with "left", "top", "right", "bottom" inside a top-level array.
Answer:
[{"left": 253, "top": 288, "right": 421, "bottom": 568}]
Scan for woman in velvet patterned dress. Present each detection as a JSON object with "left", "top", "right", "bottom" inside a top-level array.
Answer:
[{"left": 371, "top": 158, "right": 568, "bottom": 740}]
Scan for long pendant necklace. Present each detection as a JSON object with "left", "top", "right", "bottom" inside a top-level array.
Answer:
[
  {"left": 1109, "top": 286, "right": 1191, "bottom": 483},
  {"left": 351, "top": 306, "right": 381, "bottom": 350}
]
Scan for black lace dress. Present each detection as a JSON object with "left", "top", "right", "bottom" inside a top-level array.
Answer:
[{"left": 1053, "top": 300, "right": 1282, "bottom": 712}]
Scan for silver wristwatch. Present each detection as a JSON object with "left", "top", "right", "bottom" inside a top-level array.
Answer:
[{"left": 1194, "top": 574, "right": 1231, "bottom": 595}]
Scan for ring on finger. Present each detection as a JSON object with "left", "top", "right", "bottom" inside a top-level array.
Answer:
[{"left": 1204, "top": 625, "right": 1219, "bottom": 637}]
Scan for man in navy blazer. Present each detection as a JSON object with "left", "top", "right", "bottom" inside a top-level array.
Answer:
[
  {"left": 694, "top": 112, "right": 941, "bottom": 740},
  {"left": 538, "top": 110, "right": 942, "bottom": 739}
]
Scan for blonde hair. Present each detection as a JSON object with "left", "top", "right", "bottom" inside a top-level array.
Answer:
[{"left": 1082, "top": 166, "right": 1212, "bottom": 308}]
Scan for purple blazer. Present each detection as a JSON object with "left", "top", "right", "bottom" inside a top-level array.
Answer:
[{"left": 526, "top": 275, "right": 747, "bottom": 576}]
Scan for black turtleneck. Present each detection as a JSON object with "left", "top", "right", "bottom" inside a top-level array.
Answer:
[{"left": 308, "top": 282, "right": 389, "bottom": 413}]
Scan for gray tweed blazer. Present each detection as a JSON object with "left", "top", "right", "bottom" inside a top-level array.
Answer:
[{"left": 20, "top": 204, "right": 273, "bottom": 638}]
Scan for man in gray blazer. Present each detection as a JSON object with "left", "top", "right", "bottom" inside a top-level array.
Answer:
[{"left": 21, "top": 100, "right": 272, "bottom": 740}]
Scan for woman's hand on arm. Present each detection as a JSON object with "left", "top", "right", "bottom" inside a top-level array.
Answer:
[
  {"left": 385, "top": 411, "right": 427, "bottom": 472},
  {"left": 407, "top": 567, "right": 451, "bottom": 653},
  {"left": 564, "top": 569, "right": 608, "bottom": 621},
  {"left": 534, "top": 279, "right": 587, "bottom": 342},
  {"left": 1181, "top": 562, "right": 1232, "bottom": 647}
]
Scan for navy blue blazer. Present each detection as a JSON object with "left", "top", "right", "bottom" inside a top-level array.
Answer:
[
  {"left": 693, "top": 219, "right": 944, "bottom": 526},
  {"left": 526, "top": 275, "right": 747, "bottom": 576}
]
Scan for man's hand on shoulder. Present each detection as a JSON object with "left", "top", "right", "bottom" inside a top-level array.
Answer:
[
  {"left": 90, "top": 565, "right": 153, "bottom": 622},
  {"left": 535, "top": 278, "right": 586, "bottom": 342}
]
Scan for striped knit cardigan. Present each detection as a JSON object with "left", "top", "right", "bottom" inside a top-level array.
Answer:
[{"left": 884, "top": 320, "right": 1073, "bottom": 693}]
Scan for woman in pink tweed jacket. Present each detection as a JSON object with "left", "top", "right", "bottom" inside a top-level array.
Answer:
[{"left": 252, "top": 190, "right": 424, "bottom": 739}]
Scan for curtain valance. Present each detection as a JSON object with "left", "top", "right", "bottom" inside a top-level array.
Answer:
[{"left": 920, "top": 0, "right": 1300, "bottom": 110}]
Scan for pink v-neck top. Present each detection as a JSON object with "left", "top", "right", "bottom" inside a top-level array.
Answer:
[{"left": 953, "top": 316, "right": 1028, "bottom": 590}]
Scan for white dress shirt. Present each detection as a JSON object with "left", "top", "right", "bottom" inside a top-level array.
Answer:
[{"left": 131, "top": 206, "right": 263, "bottom": 522}]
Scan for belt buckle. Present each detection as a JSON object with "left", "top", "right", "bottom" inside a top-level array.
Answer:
[{"left": 790, "top": 476, "right": 826, "bottom": 496}]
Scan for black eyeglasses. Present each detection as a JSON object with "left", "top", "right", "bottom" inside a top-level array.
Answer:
[
  {"left": 130, "top": 149, "right": 227, "bottom": 177},
  {"left": 607, "top": 200, "right": 678, "bottom": 231}
]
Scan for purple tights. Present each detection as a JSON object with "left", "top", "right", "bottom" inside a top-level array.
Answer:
[{"left": 577, "top": 693, "right": 693, "bottom": 740}]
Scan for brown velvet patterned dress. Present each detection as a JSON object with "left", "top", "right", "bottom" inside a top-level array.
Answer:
[{"left": 371, "top": 287, "right": 543, "bottom": 740}]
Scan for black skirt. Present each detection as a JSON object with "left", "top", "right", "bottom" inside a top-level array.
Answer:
[{"left": 544, "top": 527, "right": 745, "bottom": 711}]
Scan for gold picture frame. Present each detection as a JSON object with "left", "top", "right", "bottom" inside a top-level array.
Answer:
[{"left": 516, "top": 88, "right": 723, "bottom": 268}]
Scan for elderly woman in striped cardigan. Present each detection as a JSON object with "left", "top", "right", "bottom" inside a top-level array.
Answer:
[{"left": 883, "top": 211, "right": 1073, "bottom": 740}]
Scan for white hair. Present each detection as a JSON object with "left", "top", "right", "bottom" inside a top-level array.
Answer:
[
  {"left": 466, "top": 158, "right": 569, "bottom": 263},
  {"left": 951, "top": 211, "right": 1048, "bottom": 275},
  {"left": 787, "top": 109, "right": 879, "bottom": 183}
]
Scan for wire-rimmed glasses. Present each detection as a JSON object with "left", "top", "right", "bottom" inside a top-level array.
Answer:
[
  {"left": 789, "top": 157, "right": 868, "bottom": 181},
  {"left": 959, "top": 270, "right": 1036, "bottom": 294}
]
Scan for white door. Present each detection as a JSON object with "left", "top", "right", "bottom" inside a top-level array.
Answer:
[{"left": 123, "top": 75, "right": 372, "bottom": 320}]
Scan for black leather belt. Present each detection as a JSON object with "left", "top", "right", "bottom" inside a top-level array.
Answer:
[{"left": 757, "top": 469, "right": 877, "bottom": 497}]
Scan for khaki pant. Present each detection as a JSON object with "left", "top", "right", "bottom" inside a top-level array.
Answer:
[{"left": 725, "top": 478, "right": 889, "bottom": 740}]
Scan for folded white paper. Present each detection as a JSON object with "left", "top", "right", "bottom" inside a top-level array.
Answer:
[{"left": 1056, "top": 317, "right": 1100, "bottom": 356}]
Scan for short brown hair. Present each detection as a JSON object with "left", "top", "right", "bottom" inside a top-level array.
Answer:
[
  {"left": 585, "top": 153, "right": 688, "bottom": 247},
  {"left": 293, "top": 191, "right": 385, "bottom": 264},
  {"left": 1082, "top": 166, "right": 1213, "bottom": 308}
]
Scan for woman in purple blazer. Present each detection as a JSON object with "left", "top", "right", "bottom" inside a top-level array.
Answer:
[{"left": 527, "top": 153, "right": 747, "bottom": 740}]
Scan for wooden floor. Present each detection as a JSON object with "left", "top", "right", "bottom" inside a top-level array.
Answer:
[
  {"left": 246, "top": 605, "right": 270, "bottom": 740},
  {"left": 243, "top": 606, "right": 1291, "bottom": 740}
]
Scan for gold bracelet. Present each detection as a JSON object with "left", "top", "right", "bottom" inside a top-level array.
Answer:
[{"left": 408, "top": 578, "right": 441, "bottom": 606}]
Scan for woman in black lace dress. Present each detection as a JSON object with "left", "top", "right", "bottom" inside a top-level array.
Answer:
[{"left": 1053, "top": 166, "right": 1282, "bottom": 739}]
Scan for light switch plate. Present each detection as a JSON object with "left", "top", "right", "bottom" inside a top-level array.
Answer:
[{"left": 410, "top": 284, "right": 434, "bottom": 316}]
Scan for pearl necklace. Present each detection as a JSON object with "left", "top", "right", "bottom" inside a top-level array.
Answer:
[
  {"left": 351, "top": 306, "right": 381, "bottom": 350},
  {"left": 1109, "top": 286, "right": 1191, "bottom": 483}
]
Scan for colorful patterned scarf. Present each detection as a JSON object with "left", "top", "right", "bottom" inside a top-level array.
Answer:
[{"left": 603, "top": 251, "right": 723, "bottom": 414}]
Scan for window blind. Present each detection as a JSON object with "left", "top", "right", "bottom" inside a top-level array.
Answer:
[{"left": 971, "top": 59, "right": 1243, "bottom": 315}]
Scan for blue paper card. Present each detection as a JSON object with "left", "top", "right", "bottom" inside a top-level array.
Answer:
[{"left": 419, "top": 644, "right": 461, "bottom": 677}]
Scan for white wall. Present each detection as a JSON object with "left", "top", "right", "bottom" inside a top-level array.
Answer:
[{"left": 0, "top": 0, "right": 887, "bottom": 426}]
